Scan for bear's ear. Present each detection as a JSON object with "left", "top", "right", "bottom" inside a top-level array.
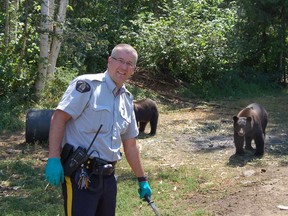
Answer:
[
  {"left": 247, "top": 117, "right": 252, "bottom": 122},
  {"left": 233, "top": 116, "right": 238, "bottom": 122}
]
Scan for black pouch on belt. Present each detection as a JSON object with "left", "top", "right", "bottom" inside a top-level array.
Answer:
[
  {"left": 62, "top": 146, "right": 89, "bottom": 176},
  {"left": 60, "top": 143, "right": 74, "bottom": 164}
]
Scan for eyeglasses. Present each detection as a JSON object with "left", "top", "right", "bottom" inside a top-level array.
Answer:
[{"left": 111, "top": 57, "right": 136, "bottom": 69}]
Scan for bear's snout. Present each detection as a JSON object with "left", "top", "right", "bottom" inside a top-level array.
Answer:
[{"left": 237, "top": 128, "right": 245, "bottom": 136}]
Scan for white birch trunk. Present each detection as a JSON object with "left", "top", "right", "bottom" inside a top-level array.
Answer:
[
  {"left": 36, "top": 0, "right": 49, "bottom": 95},
  {"left": 47, "top": 0, "right": 68, "bottom": 76}
]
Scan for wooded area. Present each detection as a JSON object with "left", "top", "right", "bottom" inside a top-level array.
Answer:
[{"left": 0, "top": 0, "right": 287, "bottom": 102}]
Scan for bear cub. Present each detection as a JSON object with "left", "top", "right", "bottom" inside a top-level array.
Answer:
[
  {"left": 233, "top": 103, "right": 268, "bottom": 156},
  {"left": 134, "top": 98, "right": 159, "bottom": 136}
]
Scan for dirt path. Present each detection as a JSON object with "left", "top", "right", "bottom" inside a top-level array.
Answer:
[{"left": 206, "top": 165, "right": 288, "bottom": 216}]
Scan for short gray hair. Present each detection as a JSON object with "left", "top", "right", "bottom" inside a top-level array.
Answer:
[{"left": 111, "top": 44, "right": 138, "bottom": 64}]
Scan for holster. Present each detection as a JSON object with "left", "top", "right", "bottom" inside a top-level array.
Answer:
[
  {"left": 84, "top": 158, "right": 116, "bottom": 192},
  {"left": 86, "top": 158, "right": 116, "bottom": 176},
  {"left": 61, "top": 143, "right": 74, "bottom": 164},
  {"left": 61, "top": 143, "right": 89, "bottom": 176}
]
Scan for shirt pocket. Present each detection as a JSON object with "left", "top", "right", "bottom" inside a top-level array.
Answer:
[
  {"left": 117, "top": 105, "right": 132, "bottom": 133},
  {"left": 87, "top": 105, "right": 112, "bottom": 133},
  {"left": 120, "top": 106, "right": 131, "bottom": 124}
]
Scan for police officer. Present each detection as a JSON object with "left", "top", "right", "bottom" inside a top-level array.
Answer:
[{"left": 45, "top": 44, "right": 152, "bottom": 216}]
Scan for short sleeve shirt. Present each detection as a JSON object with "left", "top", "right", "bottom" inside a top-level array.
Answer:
[{"left": 56, "top": 71, "right": 139, "bottom": 162}]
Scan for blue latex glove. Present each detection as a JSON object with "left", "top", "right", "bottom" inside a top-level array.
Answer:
[
  {"left": 138, "top": 181, "right": 152, "bottom": 199},
  {"left": 45, "top": 158, "right": 64, "bottom": 187}
]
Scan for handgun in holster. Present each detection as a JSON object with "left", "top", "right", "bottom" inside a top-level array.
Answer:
[{"left": 89, "top": 158, "right": 115, "bottom": 176}]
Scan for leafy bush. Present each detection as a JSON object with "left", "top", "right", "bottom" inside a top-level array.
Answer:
[
  {"left": 0, "top": 94, "right": 26, "bottom": 132},
  {"left": 181, "top": 70, "right": 282, "bottom": 100},
  {"left": 120, "top": 1, "right": 237, "bottom": 86},
  {"left": 35, "top": 67, "right": 79, "bottom": 109},
  {"left": 126, "top": 83, "right": 158, "bottom": 101}
]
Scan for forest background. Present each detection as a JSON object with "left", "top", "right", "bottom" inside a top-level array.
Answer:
[{"left": 0, "top": 0, "right": 288, "bottom": 135}]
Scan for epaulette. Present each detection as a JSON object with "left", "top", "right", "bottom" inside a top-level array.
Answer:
[
  {"left": 125, "top": 89, "right": 134, "bottom": 100},
  {"left": 77, "top": 73, "right": 105, "bottom": 82},
  {"left": 74, "top": 73, "right": 105, "bottom": 93}
]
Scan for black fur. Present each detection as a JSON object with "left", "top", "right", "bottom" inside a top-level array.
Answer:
[{"left": 134, "top": 98, "right": 159, "bottom": 136}]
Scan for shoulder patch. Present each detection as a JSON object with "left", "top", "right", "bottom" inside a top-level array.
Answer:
[{"left": 76, "top": 80, "right": 91, "bottom": 93}]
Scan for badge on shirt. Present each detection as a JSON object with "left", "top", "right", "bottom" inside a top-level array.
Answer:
[{"left": 76, "top": 80, "right": 91, "bottom": 93}]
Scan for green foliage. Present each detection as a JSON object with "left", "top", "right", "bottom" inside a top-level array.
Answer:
[
  {"left": 180, "top": 70, "right": 282, "bottom": 100},
  {"left": 0, "top": 0, "right": 40, "bottom": 99},
  {"left": 36, "top": 67, "right": 79, "bottom": 109},
  {"left": 121, "top": 0, "right": 237, "bottom": 85},
  {"left": 126, "top": 83, "right": 158, "bottom": 101},
  {"left": 231, "top": 0, "right": 288, "bottom": 82},
  {"left": 0, "top": 94, "right": 26, "bottom": 132}
]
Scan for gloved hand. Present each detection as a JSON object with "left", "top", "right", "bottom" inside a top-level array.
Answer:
[
  {"left": 45, "top": 158, "right": 64, "bottom": 187},
  {"left": 138, "top": 181, "right": 152, "bottom": 199}
]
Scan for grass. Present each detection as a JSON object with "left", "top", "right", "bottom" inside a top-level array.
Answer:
[
  {"left": 0, "top": 143, "right": 64, "bottom": 216},
  {"left": 0, "top": 151, "right": 210, "bottom": 216},
  {"left": 1, "top": 85, "right": 288, "bottom": 215}
]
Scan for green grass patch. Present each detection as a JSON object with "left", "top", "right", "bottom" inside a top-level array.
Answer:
[
  {"left": 0, "top": 154, "right": 211, "bottom": 216},
  {"left": 0, "top": 158, "right": 64, "bottom": 216},
  {"left": 115, "top": 159, "right": 211, "bottom": 215}
]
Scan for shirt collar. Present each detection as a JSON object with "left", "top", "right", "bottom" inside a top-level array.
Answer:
[{"left": 104, "top": 71, "right": 126, "bottom": 97}]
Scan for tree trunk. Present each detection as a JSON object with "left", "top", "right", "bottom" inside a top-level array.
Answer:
[
  {"left": 3, "top": 0, "right": 19, "bottom": 48},
  {"left": 117, "top": 0, "right": 121, "bottom": 21},
  {"left": 36, "top": 0, "right": 68, "bottom": 97},
  {"left": 279, "top": 5, "right": 287, "bottom": 85},
  {"left": 16, "top": 0, "right": 29, "bottom": 76},
  {"left": 10, "top": 0, "right": 19, "bottom": 42},
  {"left": 47, "top": 0, "right": 68, "bottom": 76},
  {"left": 36, "top": 0, "right": 49, "bottom": 96},
  {"left": 4, "top": 0, "right": 9, "bottom": 48}
]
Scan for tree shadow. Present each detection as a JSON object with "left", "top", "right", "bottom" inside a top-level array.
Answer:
[{"left": 265, "top": 134, "right": 288, "bottom": 156}]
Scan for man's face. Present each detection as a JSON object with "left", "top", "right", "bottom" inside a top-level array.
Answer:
[{"left": 107, "top": 50, "right": 136, "bottom": 88}]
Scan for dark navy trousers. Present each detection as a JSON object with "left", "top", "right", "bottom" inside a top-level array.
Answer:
[{"left": 62, "top": 171, "right": 117, "bottom": 216}]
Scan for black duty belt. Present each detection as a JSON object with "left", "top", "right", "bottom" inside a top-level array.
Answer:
[
  {"left": 85, "top": 158, "right": 117, "bottom": 176},
  {"left": 74, "top": 157, "right": 117, "bottom": 191}
]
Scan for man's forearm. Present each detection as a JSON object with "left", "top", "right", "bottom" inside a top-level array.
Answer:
[
  {"left": 123, "top": 139, "right": 145, "bottom": 177},
  {"left": 48, "top": 110, "right": 71, "bottom": 158}
]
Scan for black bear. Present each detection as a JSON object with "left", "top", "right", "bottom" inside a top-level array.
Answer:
[
  {"left": 233, "top": 103, "right": 268, "bottom": 156},
  {"left": 134, "top": 98, "right": 159, "bottom": 136}
]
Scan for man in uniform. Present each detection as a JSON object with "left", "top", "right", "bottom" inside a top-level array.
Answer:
[{"left": 45, "top": 44, "right": 152, "bottom": 216}]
